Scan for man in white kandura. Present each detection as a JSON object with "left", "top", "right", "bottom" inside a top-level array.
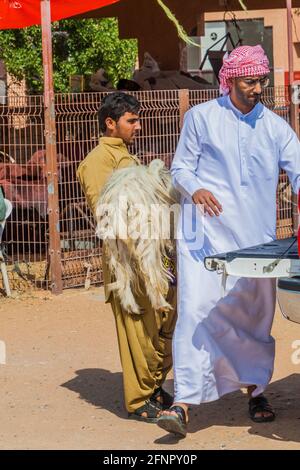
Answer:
[{"left": 157, "top": 45, "right": 300, "bottom": 437}]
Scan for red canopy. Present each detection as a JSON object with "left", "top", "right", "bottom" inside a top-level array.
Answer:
[{"left": 0, "top": 0, "right": 119, "bottom": 29}]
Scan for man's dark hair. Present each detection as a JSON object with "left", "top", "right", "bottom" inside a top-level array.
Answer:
[{"left": 98, "top": 92, "right": 140, "bottom": 133}]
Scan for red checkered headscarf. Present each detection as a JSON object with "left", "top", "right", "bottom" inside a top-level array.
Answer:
[{"left": 218, "top": 45, "right": 270, "bottom": 95}]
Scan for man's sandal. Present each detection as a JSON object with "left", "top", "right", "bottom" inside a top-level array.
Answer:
[
  {"left": 128, "top": 400, "right": 162, "bottom": 423},
  {"left": 150, "top": 387, "right": 173, "bottom": 410},
  {"left": 248, "top": 395, "right": 276, "bottom": 423},
  {"left": 157, "top": 405, "right": 187, "bottom": 437}
]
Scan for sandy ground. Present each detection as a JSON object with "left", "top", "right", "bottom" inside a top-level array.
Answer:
[{"left": 0, "top": 286, "right": 300, "bottom": 450}]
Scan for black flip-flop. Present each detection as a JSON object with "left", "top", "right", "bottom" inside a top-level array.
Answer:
[{"left": 249, "top": 395, "right": 276, "bottom": 423}]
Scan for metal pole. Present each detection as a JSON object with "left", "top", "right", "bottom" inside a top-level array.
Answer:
[
  {"left": 41, "top": 0, "right": 63, "bottom": 294},
  {"left": 287, "top": 0, "right": 298, "bottom": 133},
  {"left": 179, "top": 89, "right": 189, "bottom": 129},
  {"left": 286, "top": 0, "right": 299, "bottom": 235},
  {"left": 287, "top": 0, "right": 294, "bottom": 88}
]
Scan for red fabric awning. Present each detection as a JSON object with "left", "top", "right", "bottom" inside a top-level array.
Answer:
[{"left": 0, "top": 0, "right": 120, "bottom": 29}]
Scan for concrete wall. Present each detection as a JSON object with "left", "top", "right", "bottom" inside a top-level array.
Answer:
[{"left": 79, "top": 0, "right": 204, "bottom": 70}]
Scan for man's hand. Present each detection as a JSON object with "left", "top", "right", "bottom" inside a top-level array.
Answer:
[{"left": 192, "top": 189, "right": 223, "bottom": 217}]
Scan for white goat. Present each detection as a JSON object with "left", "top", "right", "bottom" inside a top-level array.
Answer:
[{"left": 95, "top": 159, "right": 179, "bottom": 314}]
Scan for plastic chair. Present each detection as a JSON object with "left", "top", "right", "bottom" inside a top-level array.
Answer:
[{"left": 0, "top": 199, "right": 12, "bottom": 297}]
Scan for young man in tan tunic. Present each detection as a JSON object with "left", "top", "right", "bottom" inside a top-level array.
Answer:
[{"left": 77, "top": 92, "right": 177, "bottom": 422}]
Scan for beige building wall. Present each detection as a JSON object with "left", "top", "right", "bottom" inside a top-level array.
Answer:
[{"left": 204, "top": 9, "right": 300, "bottom": 87}]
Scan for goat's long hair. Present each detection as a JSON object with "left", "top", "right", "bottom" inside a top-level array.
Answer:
[{"left": 96, "top": 159, "right": 179, "bottom": 314}]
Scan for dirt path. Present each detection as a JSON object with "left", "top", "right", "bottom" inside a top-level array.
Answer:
[{"left": 0, "top": 287, "right": 300, "bottom": 450}]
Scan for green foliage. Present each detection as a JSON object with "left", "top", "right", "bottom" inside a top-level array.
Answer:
[{"left": 0, "top": 18, "right": 138, "bottom": 93}]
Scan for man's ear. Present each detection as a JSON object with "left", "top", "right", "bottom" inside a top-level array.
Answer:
[{"left": 105, "top": 117, "right": 116, "bottom": 130}]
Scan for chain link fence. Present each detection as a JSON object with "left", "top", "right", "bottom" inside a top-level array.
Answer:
[{"left": 0, "top": 88, "right": 295, "bottom": 292}]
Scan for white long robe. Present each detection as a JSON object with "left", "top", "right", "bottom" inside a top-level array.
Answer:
[{"left": 171, "top": 95, "right": 300, "bottom": 404}]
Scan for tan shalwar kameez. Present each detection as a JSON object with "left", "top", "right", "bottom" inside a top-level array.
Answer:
[{"left": 77, "top": 137, "right": 177, "bottom": 412}]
